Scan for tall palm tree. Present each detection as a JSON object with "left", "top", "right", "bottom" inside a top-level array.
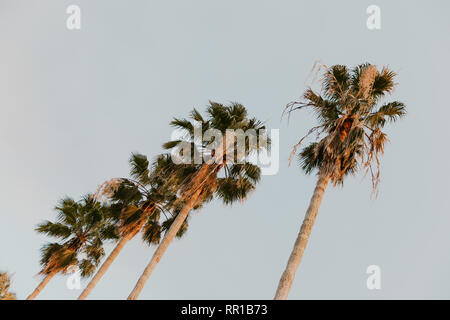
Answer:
[
  {"left": 27, "top": 196, "right": 115, "bottom": 300},
  {"left": 274, "top": 63, "right": 406, "bottom": 299},
  {"left": 77, "top": 153, "right": 194, "bottom": 299},
  {"left": 127, "top": 101, "right": 269, "bottom": 299}
]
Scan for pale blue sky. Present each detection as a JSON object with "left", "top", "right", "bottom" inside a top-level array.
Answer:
[{"left": 1, "top": 0, "right": 450, "bottom": 299}]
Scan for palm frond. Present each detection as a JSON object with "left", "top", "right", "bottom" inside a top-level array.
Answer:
[
  {"left": 322, "top": 65, "right": 350, "bottom": 100},
  {"left": 190, "top": 108, "right": 205, "bottom": 123},
  {"left": 36, "top": 221, "right": 72, "bottom": 239},
  {"left": 129, "top": 153, "right": 151, "bottom": 185},
  {"left": 372, "top": 67, "right": 397, "bottom": 98},
  {"left": 365, "top": 101, "right": 406, "bottom": 128},
  {"left": 162, "top": 140, "right": 182, "bottom": 150},
  {"left": 170, "top": 118, "right": 194, "bottom": 134}
]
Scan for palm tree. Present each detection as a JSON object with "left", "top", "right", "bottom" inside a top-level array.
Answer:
[
  {"left": 127, "top": 101, "right": 269, "bottom": 299},
  {"left": 77, "top": 153, "right": 194, "bottom": 299},
  {"left": 274, "top": 63, "right": 406, "bottom": 299},
  {"left": 27, "top": 196, "right": 115, "bottom": 300},
  {"left": 0, "top": 272, "right": 16, "bottom": 300}
]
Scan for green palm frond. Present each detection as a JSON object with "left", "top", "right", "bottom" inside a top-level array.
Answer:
[
  {"left": 216, "top": 176, "right": 255, "bottom": 205},
  {"left": 322, "top": 65, "right": 350, "bottom": 100},
  {"left": 365, "top": 101, "right": 406, "bottom": 128},
  {"left": 229, "top": 163, "right": 261, "bottom": 184},
  {"left": 36, "top": 196, "right": 113, "bottom": 276},
  {"left": 161, "top": 215, "right": 188, "bottom": 238},
  {"left": 298, "top": 142, "right": 321, "bottom": 174},
  {"left": 36, "top": 221, "right": 72, "bottom": 239},
  {"left": 129, "top": 153, "right": 151, "bottom": 185},
  {"left": 40, "top": 243, "right": 64, "bottom": 266},
  {"left": 372, "top": 67, "right": 397, "bottom": 98},
  {"left": 110, "top": 180, "right": 143, "bottom": 205},
  {"left": 303, "top": 89, "right": 341, "bottom": 123},
  {"left": 55, "top": 197, "right": 78, "bottom": 226},
  {"left": 170, "top": 118, "right": 195, "bottom": 135},
  {"left": 350, "top": 62, "right": 372, "bottom": 94},
  {"left": 99, "top": 223, "right": 118, "bottom": 241},
  {"left": 141, "top": 220, "right": 162, "bottom": 245},
  {"left": 83, "top": 242, "right": 105, "bottom": 265},
  {"left": 190, "top": 108, "right": 205, "bottom": 123},
  {"left": 79, "top": 259, "right": 96, "bottom": 277},
  {"left": 162, "top": 140, "right": 183, "bottom": 150}
]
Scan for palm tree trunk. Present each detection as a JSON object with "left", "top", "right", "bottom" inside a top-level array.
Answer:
[
  {"left": 26, "top": 270, "right": 57, "bottom": 300},
  {"left": 274, "top": 172, "right": 330, "bottom": 300},
  {"left": 127, "top": 190, "right": 201, "bottom": 300},
  {"left": 77, "top": 235, "right": 132, "bottom": 300}
]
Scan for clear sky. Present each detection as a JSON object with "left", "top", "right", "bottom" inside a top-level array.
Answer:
[{"left": 1, "top": 0, "right": 450, "bottom": 299}]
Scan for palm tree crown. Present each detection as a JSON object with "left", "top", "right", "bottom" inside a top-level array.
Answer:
[
  {"left": 36, "top": 196, "right": 115, "bottom": 277},
  {"left": 163, "top": 101, "right": 268, "bottom": 207},
  {"left": 287, "top": 63, "right": 406, "bottom": 188}
]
